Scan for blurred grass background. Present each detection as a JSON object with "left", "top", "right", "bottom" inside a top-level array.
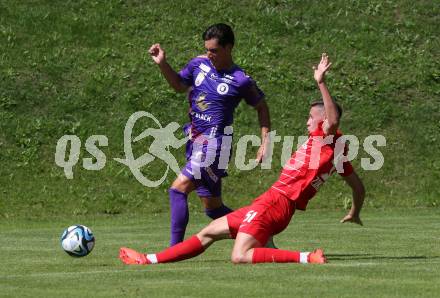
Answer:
[{"left": 0, "top": 0, "right": 439, "bottom": 217}]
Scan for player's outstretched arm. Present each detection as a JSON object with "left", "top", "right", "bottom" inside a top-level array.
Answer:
[
  {"left": 149, "top": 43, "right": 189, "bottom": 93},
  {"left": 254, "top": 99, "right": 271, "bottom": 163},
  {"left": 341, "top": 171, "right": 365, "bottom": 225},
  {"left": 313, "top": 53, "right": 339, "bottom": 135}
]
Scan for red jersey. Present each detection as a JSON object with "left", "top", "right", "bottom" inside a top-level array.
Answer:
[{"left": 271, "top": 125, "right": 353, "bottom": 210}]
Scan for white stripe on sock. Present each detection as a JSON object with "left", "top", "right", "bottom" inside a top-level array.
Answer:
[
  {"left": 300, "top": 252, "right": 310, "bottom": 264},
  {"left": 146, "top": 254, "right": 158, "bottom": 264}
]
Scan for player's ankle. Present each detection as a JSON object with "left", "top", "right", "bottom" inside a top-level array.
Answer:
[
  {"left": 146, "top": 254, "right": 158, "bottom": 264},
  {"left": 300, "top": 252, "right": 310, "bottom": 264}
]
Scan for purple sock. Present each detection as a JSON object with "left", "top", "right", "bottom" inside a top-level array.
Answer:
[
  {"left": 169, "top": 188, "right": 189, "bottom": 246},
  {"left": 205, "top": 204, "right": 233, "bottom": 219}
]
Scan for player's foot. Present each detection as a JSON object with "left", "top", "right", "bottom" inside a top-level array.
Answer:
[
  {"left": 308, "top": 249, "right": 326, "bottom": 264},
  {"left": 119, "top": 247, "right": 149, "bottom": 265}
]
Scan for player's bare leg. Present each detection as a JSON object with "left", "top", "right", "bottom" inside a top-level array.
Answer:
[
  {"left": 196, "top": 216, "right": 231, "bottom": 246},
  {"left": 120, "top": 217, "right": 231, "bottom": 265},
  {"left": 171, "top": 173, "right": 195, "bottom": 193},
  {"left": 169, "top": 175, "right": 233, "bottom": 246},
  {"left": 231, "top": 232, "right": 326, "bottom": 264},
  {"left": 231, "top": 232, "right": 263, "bottom": 263}
]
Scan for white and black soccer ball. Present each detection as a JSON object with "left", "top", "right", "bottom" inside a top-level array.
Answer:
[{"left": 60, "top": 225, "right": 95, "bottom": 257}]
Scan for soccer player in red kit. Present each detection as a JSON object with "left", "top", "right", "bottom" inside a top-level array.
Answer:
[{"left": 119, "top": 53, "right": 365, "bottom": 265}]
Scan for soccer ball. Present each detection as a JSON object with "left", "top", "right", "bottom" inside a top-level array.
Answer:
[{"left": 60, "top": 225, "right": 95, "bottom": 257}]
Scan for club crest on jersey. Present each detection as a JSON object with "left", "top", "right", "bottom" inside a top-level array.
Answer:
[
  {"left": 217, "top": 83, "right": 229, "bottom": 95},
  {"left": 195, "top": 72, "right": 205, "bottom": 87},
  {"left": 195, "top": 92, "right": 209, "bottom": 111}
]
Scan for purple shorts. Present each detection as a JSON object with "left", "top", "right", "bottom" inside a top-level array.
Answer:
[{"left": 181, "top": 126, "right": 231, "bottom": 198}]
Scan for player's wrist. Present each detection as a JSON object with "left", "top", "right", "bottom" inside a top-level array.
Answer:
[
  {"left": 157, "top": 60, "right": 168, "bottom": 68},
  {"left": 261, "top": 132, "right": 270, "bottom": 146}
]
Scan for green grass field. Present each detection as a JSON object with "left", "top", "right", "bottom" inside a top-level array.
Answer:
[
  {"left": 1, "top": 1, "right": 439, "bottom": 297},
  {"left": 1, "top": 209, "right": 439, "bottom": 297}
]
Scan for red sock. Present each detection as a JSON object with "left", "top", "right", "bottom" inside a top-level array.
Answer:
[
  {"left": 252, "top": 248, "right": 300, "bottom": 263},
  {"left": 155, "top": 235, "right": 205, "bottom": 263}
]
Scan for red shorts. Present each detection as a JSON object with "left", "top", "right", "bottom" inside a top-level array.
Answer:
[{"left": 226, "top": 188, "right": 296, "bottom": 245}]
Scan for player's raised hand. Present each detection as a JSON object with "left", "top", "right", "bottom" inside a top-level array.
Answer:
[
  {"left": 149, "top": 43, "right": 166, "bottom": 65},
  {"left": 340, "top": 213, "right": 363, "bottom": 226},
  {"left": 255, "top": 133, "right": 271, "bottom": 164},
  {"left": 255, "top": 143, "right": 267, "bottom": 164},
  {"left": 313, "top": 53, "right": 332, "bottom": 84}
]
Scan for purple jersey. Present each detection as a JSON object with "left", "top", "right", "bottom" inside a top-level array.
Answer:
[{"left": 179, "top": 57, "right": 264, "bottom": 139}]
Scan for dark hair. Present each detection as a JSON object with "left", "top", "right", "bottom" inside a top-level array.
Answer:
[
  {"left": 202, "top": 23, "right": 235, "bottom": 47},
  {"left": 310, "top": 100, "right": 343, "bottom": 119}
]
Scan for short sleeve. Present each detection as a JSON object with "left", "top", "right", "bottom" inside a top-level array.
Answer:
[
  {"left": 240, "top": 77, "right": 265, "bottom": 107},
  {"left": 178, "top": 59, "right": 196, "bottom": 86}
]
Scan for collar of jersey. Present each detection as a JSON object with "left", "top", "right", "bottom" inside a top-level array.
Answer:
[{"left": 205, "top": 57, "right": 237, "bottom": 74}]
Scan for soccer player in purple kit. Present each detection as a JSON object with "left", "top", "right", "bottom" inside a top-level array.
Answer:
[{"left": 149, "top": 23, "right": 271, "bottom": 246}]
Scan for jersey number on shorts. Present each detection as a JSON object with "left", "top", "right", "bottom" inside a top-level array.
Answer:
[{"left": 244, "top": 210, "right": 258, "bottom": 223}]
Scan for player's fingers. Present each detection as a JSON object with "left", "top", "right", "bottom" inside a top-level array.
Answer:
[
  {"left": 149, "top": 44, "right": 159, "bottom": 54},
  {"left": 255, "top": 152, "right": 263, "bottom": 163},
  {"left": 325, "top": 62, "right": 332, "bottom": 71},
  {"left": 151, "top": 43, "right": 162, "bottom": 51}
]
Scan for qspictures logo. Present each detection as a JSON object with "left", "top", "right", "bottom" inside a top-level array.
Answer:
[{"left": 55, "top": 111, "right": 386, "bottom": 187}]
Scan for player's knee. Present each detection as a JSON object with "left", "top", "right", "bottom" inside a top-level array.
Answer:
[
  {"left": 230, "top": 251, "right": 248, "bottom": 264},
  {"left": 170, "top": 175, "right": 194, "bottom": 194}
]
